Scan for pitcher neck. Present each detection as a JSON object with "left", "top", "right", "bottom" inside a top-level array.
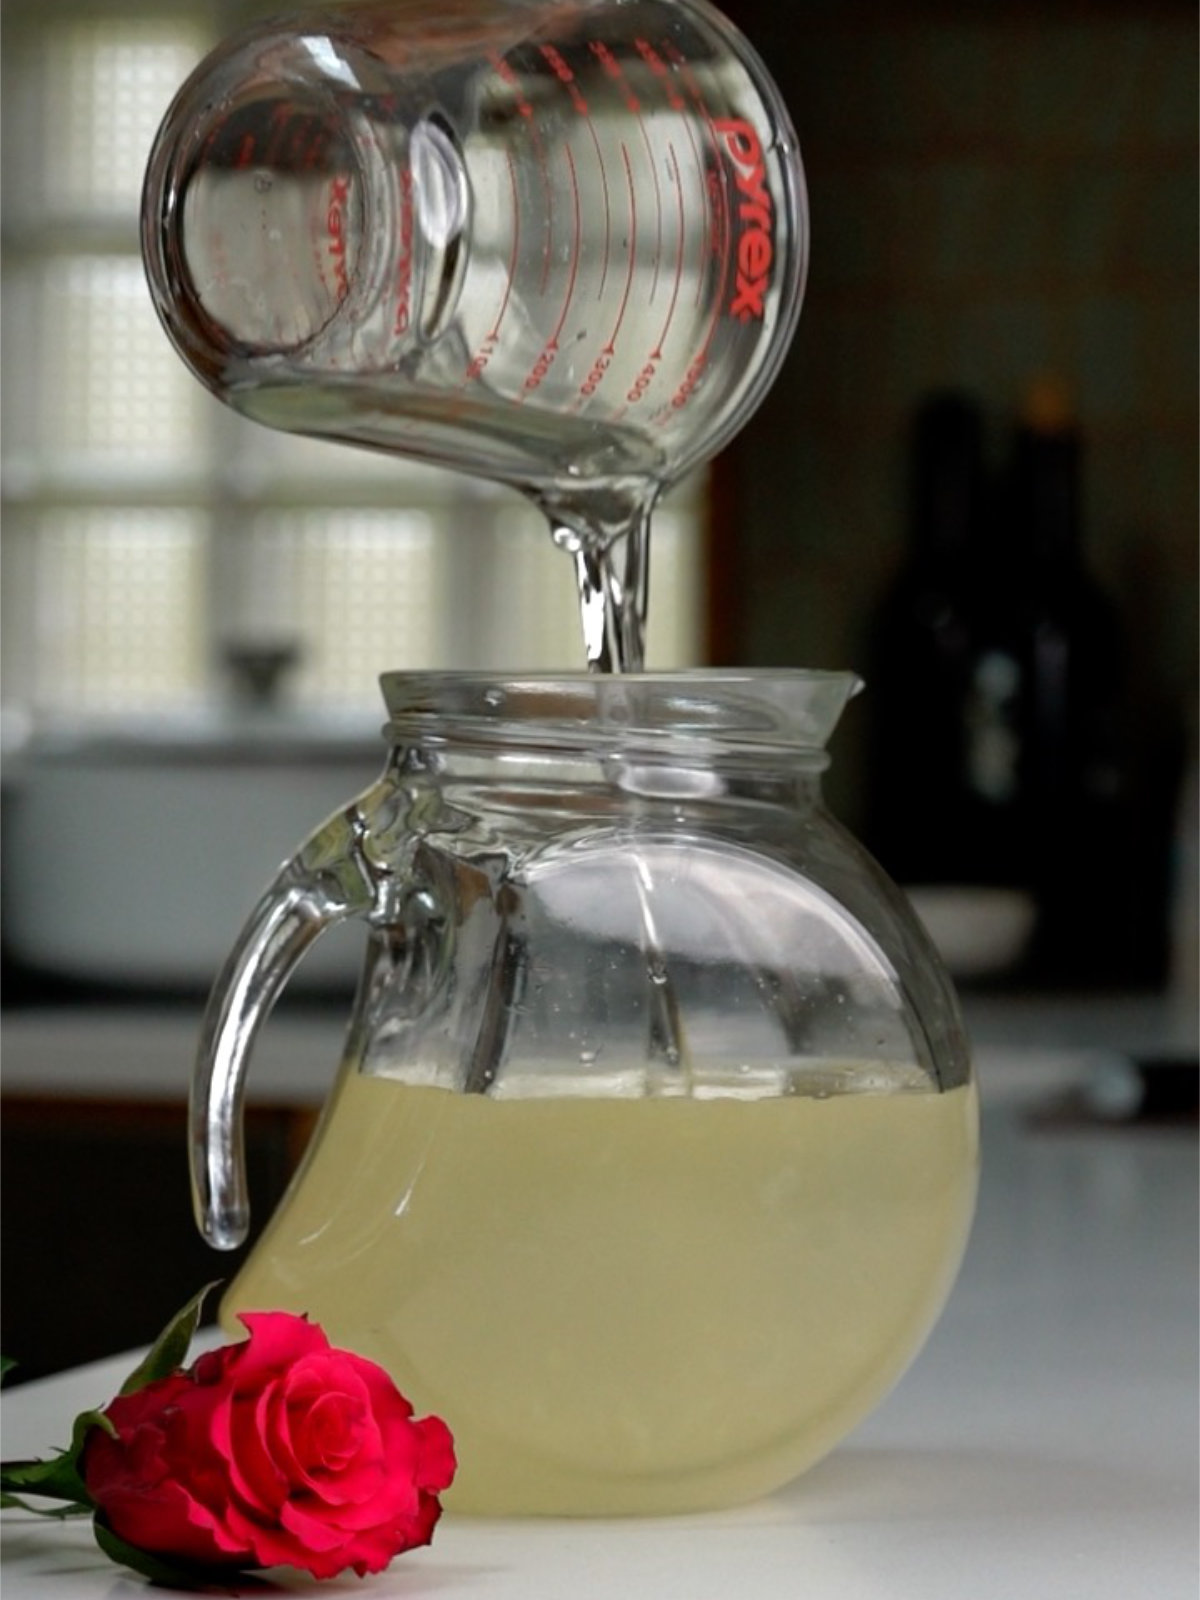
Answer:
[{"left": 378, "top": 670, "right": 861, "bottom": 767}]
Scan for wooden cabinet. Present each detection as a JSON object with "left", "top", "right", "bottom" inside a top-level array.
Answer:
[{"left": 1, "top": 1096, "right": 316, "bottom": 1382}]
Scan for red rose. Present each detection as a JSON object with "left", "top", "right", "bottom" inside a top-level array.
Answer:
[{"left": 79, "top": 1312, "right": 456, "bottom": 1580}]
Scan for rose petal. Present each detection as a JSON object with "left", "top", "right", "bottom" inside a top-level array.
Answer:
[
  {"left": 84, "top": 1311, "right": 454, "bottom": 1583},
  {"left": 83, "top": 1403, "right": 253, "bottom": 1568},
  {"left": 413, "top": 1414, "right": 458, "bottom": 1492},
  {"left": 281, "top": 1361, "right": 384, "bottom": 1504},
  {"left": 279, "top": 1497, "right": 358, "bottom": 1552},
  {"left": 223, "top": 1497, "right": 358, "bottom": 1579},
  {"left": 231, "top": 1312, "right": 329, "bottom": 1381},
  {"left": 339, "top": 1521, "right": 427, "bottom": 1579},
  {"left": 99, "top": 1480, "right": 251, "bottom": 1565},
  {"left": 209, "top": 1384, "right": 287, "bottom": 1516},
  {"left": 341, "top": 1350, "right": 417, "bottom": 1424},
  {"left": 295, "top": 1391, "right": 364, "bottom": 1472}
]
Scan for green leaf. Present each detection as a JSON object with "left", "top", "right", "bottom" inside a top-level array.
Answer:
[
  {"left": 118, "top": 1282, "right": 220, "bottom": 1397},
  {"left": 70, "top": 1408, "right": 117, "bottom": 1446},
  {"left": 1, "top": 1449, "right": 92, "bottom": 1509},
  {"left": 63, "top": 1405, "right": 116, "bottom": 1492},
  {"left": 4, "top": 1287, "right": 236, "bottom": 1581},
  {"left": 1, "top": 1413, "right": 115, "bottom": 1514},
  {"left": 92, "top": 1515, "right": 251, "bottom": 1591},
  {"left": 1, "top": 1356, "right": 17, "bottom": 1384}
]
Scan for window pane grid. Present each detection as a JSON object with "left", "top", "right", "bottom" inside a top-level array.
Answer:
[
  {"left": 29, "top": 508, "right": 209, "bottom": 712},
  {"left": 10, "top": 19, "right": 207, "bottom": 224},
  {"left": 245, "top": 510, "right": 449, "bottom": 704},
  {"left": 33, "top": 256, "right": 207, "bottom": 473},
  {"left": 1, "top": 6, "right": 708, "bottom": 719},
  {"left": 485, "top": 509, "right": 594, "bottom": 671}
]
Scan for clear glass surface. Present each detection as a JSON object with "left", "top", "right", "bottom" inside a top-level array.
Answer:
[
  {"left": 142, "top": 0, "right": 807, "bottom": 501},
  {"left": 192, "top": 670, "right": 978, "bottom": 1515}
]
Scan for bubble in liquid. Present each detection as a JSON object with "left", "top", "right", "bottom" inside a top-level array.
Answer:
[{"left": 252, "top": 169, "right": 273, "bottom": 193}]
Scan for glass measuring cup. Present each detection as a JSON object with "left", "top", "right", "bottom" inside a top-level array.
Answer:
[{"left": 141, "top": 0, "right": 807, "bottom": 602}]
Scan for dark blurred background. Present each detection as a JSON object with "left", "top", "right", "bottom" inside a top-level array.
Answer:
[
  {"left": 718, "top": 0, "right": 1194, "bottom": 731},
  {"left": 712, "top": 0, "right": 1197, "bottom": 992}
]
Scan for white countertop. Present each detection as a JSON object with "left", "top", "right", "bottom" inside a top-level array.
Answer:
[{"left": 1, "top": 1055, "right": 1196, "bottom": 1599}]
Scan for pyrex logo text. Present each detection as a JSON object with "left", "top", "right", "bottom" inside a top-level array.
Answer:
[{"left": 714, "top": 118, "right": 773, "bottom": 322}]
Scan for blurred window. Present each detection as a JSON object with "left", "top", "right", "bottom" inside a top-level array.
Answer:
[{"left": 1, "top": 4, "right": 706, "bottom": 718}]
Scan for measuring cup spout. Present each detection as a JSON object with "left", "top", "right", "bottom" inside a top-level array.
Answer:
[{"left": 190, "top": 804, "right": 383, "bottom": 1250}]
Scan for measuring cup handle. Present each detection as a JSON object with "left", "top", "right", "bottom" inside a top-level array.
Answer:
[{"left": 190, "top": 804, "right": 381, "bottom": 1250}]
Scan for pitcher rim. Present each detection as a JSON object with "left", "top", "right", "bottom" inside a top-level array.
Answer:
[{"left": 379, "top": 668, "right": 864, "bottom": 754}]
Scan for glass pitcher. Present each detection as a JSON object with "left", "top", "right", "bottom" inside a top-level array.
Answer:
[{"left": 193, "top": 671, "right": 979, "bottom": 1516}]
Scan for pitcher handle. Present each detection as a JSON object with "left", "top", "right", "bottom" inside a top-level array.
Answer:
[{"left": 190, "top": 802, "right": 382, "bottom": 1249}]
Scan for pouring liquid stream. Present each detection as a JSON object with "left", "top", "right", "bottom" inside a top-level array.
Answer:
[
  {"left": 144, "top": 0, "right": 809, "bottom": 1133},
  {"left": 541, "top": 481, "right": 655, "bottom": 674},
  {"left": 142, "top": 7, "right": 980, "bottom": 1521}
]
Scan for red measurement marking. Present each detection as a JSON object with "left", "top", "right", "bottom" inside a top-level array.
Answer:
[
  {"left": 656, "top": 139, "right": 686, "bottom": 348},
  {"left": 670, "top": 347, "right": 709, "bottom": 410},
  {"left": 624, "top": 356, "right": 656, "bottom": 403},
  {"left": 588, "top": 39, "right": 662, "bottom": 302},
  {"left": 264, "top": 100, "right": 318, "bottom": 173},
  {"left": 393, "top": 165, "right": 415, "bottom": 336},
  {"left": 464, "top": 152, "right": 521, "bottom": 383},
  {"left": 579, "top": 345, "right": 614, "bottom": 398},
  {"left": 588, "top": 39, "right": 640, "bottom": 113},
  {"left": 523, "top": 342, "right": 557, "bottom": 393},
  {"left": 235, "top": 132, "right": 256, "bottom": 168},
  {"left": 575, "top": 141, "right": 637, "bottom": 408},
  {"left": 591, "top": 118, "right": 612, "bottom": 301},
  {"left": 640, "top": 116, "right": 664, "bottom": 304},
  {"left": 658, "top": 40, "right": 733, "bottom": 416},
  {"left": 705, "top": 166, "right": 727, "bottom": 267},
  {"left": 498, "top": 149, "right": 521, "bottom": 330},
  {"left": 626, "top": 141, "right": 686, "bottom": 405},
  {"left": 487, "top": 49, "right": 534, "bottom": 119},
  {"left": 521, "top": 145, "right": 582, "bottom": 398},
  {"left": 556, "top": 146, "right": 583, "bottom": 335},
  {"left": 465, "top": 331, "right": 501, "bottom": 383},
  {"left": 613, "top": 143, "right": 639, "bottom": 350},
  {"left": 487, "top": 49, "right": 553, "bottom": 294},
  {"left": 539, "top": 42, "right": 588, "bottom": 115},
  {"left": 539, "top": 41, "right": 610, "bottom": 299},
  {"left": 633, "top": 37, "right": 685, "bottom": 112},
  {"left": 326, "top": 175, "right": 352, "bottom": 302},
  {"left": 649, "top": 39, "right": 708, "bottom": 310}
]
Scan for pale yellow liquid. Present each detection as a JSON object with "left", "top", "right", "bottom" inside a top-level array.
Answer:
[{"left": 223, "top": 1071, "right": 978, "bottom": 1515}]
